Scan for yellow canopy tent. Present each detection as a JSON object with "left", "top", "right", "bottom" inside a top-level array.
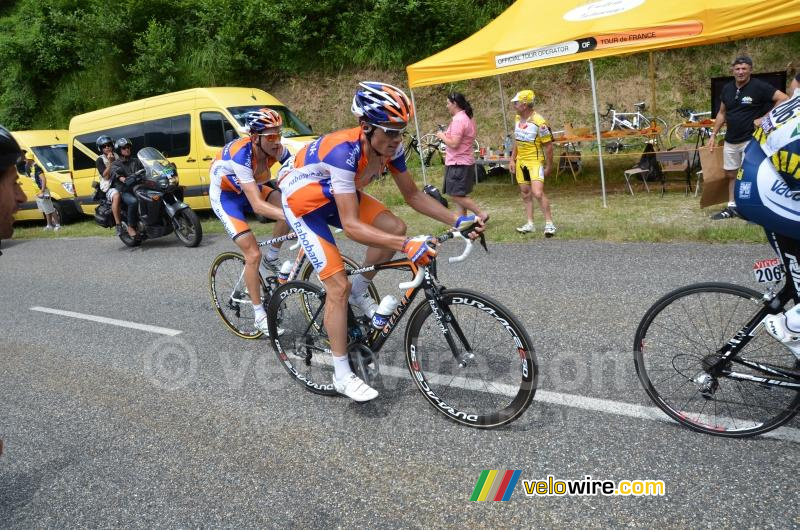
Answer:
[{"left": 405, "top": 0, "right": 800, "bottom": 205}]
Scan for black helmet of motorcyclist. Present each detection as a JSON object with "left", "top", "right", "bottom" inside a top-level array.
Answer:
[
  {"left": 114, "top": 137, "right": 132, "bottom": 156},
  {"left": 96, "top": 135, "right": 114, "bottom": 152},
  {"left": 0, "top": 125, "right": 23, "bottom": 173}
]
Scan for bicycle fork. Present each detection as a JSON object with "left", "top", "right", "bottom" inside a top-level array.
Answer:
[{"left": 425, "top": 288, "right": 475, "bottom": 367}]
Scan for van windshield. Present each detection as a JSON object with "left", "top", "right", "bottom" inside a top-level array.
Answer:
[
  {"left": 228, "top": 105, "right": 314, "bottom": 138},
  {"left": 31, "top": 144, "right": 68, "bottom": 171}
]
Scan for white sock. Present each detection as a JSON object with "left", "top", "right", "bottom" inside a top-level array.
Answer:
[
  {"left": 265, "top": 244, "right": 280, "bottom": 262},
  {"left": 333, "top": 355, "right": 352, "bottom": 381},
  {"left": 253, "top": 304, "right": 266, "bottom": 321},
  {"left": 350, "top": 274, "right": 371, "bottom": 298},
  {"left": 785, "top": 305, "right": 800, "bottom": 331}
]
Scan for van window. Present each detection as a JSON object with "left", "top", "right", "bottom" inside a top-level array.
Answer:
[
  {"left": 144, "top": 115, "right": 191, "bottom": 157},
  {"left": 31, "top": 144, "right": 68, "bottom": 171},
  {"left": 74, "top": 114, "right": 191, "bottom": 162},
  {"left": 228, "top": 105, "right": 313, "bottom": 138},
  {"left": 201, "top": 112, "right": 238, "bottom": 147},
  {"left": 72, "top": 140, "right": 97, "bottom": 171}
]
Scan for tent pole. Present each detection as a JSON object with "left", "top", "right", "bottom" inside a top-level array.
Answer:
[
  {"left": 409, "top": 89, "right": 427, "bottom": 185},
  {"left": 649, "top": 52, "right": 656, "bottom": 114},
  {"left": 589, "top": 59, "right": 607, "bottom": 208},
  {"left": 498, "top": 77, "right": 509, "bottom": 138}
]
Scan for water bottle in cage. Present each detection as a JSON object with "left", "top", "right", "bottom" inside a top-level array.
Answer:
[{"left": 371, "top": 295, "right": 399, "bottom": 329}]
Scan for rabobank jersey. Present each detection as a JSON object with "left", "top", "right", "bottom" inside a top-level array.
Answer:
[
  {"left": 515, "top": 112, "right": 552, "bottom": 162},
  {"left": 280, "top": 127, "right": 407, "bottom": 217},
  {"left": 209, "top": 137, "right": 290, "bottom": 193}
]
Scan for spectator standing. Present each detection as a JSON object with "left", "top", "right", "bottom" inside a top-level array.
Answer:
[
  {"left": 435, "top": 92, "right": 488, "bottom": 222},
  {"left": 709, "top": 55, "right": 788, "bottom": 220},
  {"left": 26, "top": 151, "right": 60, "bottom": 231},
  {"left": 508, "top": 89, "right": 556, "bottom": 237},
  {"left": 95, "top": 135, "right": 122, "bottom": 234}
]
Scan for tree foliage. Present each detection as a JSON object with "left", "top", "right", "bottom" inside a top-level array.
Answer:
[{"left": 0, "top": 0, "right": 513, "bottom": 128}]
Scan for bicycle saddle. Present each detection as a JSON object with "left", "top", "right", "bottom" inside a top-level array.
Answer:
[{"left": 634, "top": 102, "right": 646, "bottom": 109}]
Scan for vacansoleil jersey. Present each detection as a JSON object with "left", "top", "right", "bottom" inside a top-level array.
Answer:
[{"left": 515, "top": 113, "right": 553, "bottom": 162}]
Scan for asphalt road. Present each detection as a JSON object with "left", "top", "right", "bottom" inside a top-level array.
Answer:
[{"left": 1, "top": 232, "right": 798, "bottom": 527}]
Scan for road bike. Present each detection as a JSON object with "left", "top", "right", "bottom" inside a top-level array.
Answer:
[
  {"left": 667, "top": 108, "right": 717, "bottom": 148},
  {"left": 633, "top": 232, "right": 800, "bottom": 437},
  {"left": 404, "top": 126, "right": 480, "bottom": 168},
  {"left": 266, "top": 227, "right": 538, "bottom": 428},
  {"left": 209, "top": 232, "right": 379, "bottom": 339},
  {"left": 601, "top": 102, "right": 668, "bottom": 154}
]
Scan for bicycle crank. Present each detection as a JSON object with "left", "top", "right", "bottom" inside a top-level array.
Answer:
[{"left": 348, "top": 343, "right": 381, "bottom": 387}]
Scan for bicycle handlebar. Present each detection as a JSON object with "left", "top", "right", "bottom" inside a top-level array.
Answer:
[{"left": 397, "top": 223, "right": 487, "bottom": 290}]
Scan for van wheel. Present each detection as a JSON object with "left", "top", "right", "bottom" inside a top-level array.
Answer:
[
  {"left": 173, "top": 208, "right": 203, "bottom": 247},
  {"left": 52, "top": 201, "right": 65, "bottom": 226}
]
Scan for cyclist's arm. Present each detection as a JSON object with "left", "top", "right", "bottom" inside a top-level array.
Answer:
[
  {"left": 543, "top": 141, "right": 554, "bottom": 176},
  {"left": 509, "top": 141, "right": 517, "bottom": 173},
  {"left": 336, "top": 192, "right": 406, "bottom": 251},
  {"left": 393, "top": 171, "right": 457, "bottom": 226},
  {"left": 240, "top": 181, "right": 285, "bottom": 221}
]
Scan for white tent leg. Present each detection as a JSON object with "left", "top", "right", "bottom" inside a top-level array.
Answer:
[
  {"left": 498, "top": 77, "right": 509, "bottom": 138},
  {"left": 589, "top": 59, "right": 607, "bottom": 208},
  {"left": 409, "top": 89, "right": 427, "bottom": 185}
]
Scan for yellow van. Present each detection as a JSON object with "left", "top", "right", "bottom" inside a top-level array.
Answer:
[
  {"left": 68, "top": 87, "right": 316, "bottom": 216},
  {"left": 12, "top": 130, "right": 80, "bottom": 223}
]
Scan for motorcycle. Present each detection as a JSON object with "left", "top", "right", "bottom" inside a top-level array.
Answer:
[{"left": 94, "top": 147, "right": 202, "bottom": 248}]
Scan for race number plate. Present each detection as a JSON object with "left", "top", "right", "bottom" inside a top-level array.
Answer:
[{"left": 752, "top": 257, "right": 784, "bottom": 283}]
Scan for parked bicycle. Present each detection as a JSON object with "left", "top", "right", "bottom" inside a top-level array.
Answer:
[
  {"left": 266, "top": 225, "right": 538, "bottom": 428},
  {"left": 404, "top": 125, "right": 480, "bottom": 167},
  {"left": 667, "top": 108, "right": 719, "bottom": 148},
  {"left": 601, "top": 102, "right": 668, "bottom": 154},
  {"left": 633, "top": 233, "right": 799, "bottom": 437},
  {"left": 209, "top": 232, "right": 379, "bottom": 339}
]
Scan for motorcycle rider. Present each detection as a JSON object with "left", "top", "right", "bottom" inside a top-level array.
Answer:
[
  {"left": 110, "top": 137, "right": 144, "bottom": 239},
  {"left": 95, "top": 135, "right": 122, "bottom": 234}
]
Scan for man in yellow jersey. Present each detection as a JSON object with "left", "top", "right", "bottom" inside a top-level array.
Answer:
[{"left": 508, "top": 89, "right": 556, "bottom": 237}]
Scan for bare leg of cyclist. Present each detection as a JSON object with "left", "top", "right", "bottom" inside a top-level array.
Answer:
[
  {"left": 325, "top": 270, "right": 378, "bottom": 401},
  {"left": 349, "top": 210, "right": 406, "bottom": 315},
  {"left": 519, "top": 183, "right": 534, "bottom": 225},
  {"left": 234, "top": 231, "right": 267, "bottom": 327},
  {"left": 531, "top": 181, "right": 553, "bottom": 224},
  {"left": 264, "top": 191, "right": 290, "bottom": 262}
]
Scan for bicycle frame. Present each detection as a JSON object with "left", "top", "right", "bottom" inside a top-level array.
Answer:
[{"left": 603, "top": 105, "right": 648, "bottom": 130}]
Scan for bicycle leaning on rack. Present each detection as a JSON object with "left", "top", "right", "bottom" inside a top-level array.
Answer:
[
  {"left": 403, "top": 125, "right": 480, "bottom": 168},
  {"left": 633, "top": 232, "right": 800, "bottom": 437},
  {"left": 667, "top": 108, "right": 718, "bottom": 148},
  {"left": 600, "top": 102, "right": 668, "bottom": 153},
  {"left": 209, "top": 232, "right": 379, "bottom": 339},
  {"left": 265, "top": 225, "right": 538, "bottom": 428}
]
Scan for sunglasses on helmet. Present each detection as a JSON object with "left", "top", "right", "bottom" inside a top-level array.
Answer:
[
  {"left": 256, "top": 132, "right": 282, "bottom": 142},
  {"left": 369, "top": 122, "right": 406, "bottom": 138}
]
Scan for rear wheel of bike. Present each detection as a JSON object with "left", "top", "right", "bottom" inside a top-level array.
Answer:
[
  {"left": 209, "top": 251, "right": 270, "bottom": 339},
  {"left": 667, "top": 123, "right": 698, "bottom": 148},
  {"left": 404, "top": 288, "right": 537, "bottom": 428},
  {"left": 267, "top": 280, "right": 337, "bottom": 396},
  {"left": 420, "top": 133, "right": 444, "bottom": 167},
  {"left": 173, "top": 208, "right": 202, "bottom": 247},
  {"left": 634, "top": 282, "right": 800, "bottom": 437}
]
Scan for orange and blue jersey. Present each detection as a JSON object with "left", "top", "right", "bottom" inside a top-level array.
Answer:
[
  {"left": 279, "top": 127, "right": 406, "bottom": 217},
  {"left": 209, "top": 137, "right": 290, "bottom": 194},
  {"left": 208, "top": 136, "right": 290, "bottom": 239},
  {"left": 279, "top": 127, "right": 405, "bottom": 279}
]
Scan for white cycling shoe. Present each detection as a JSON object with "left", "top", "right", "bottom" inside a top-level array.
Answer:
[
  {"left": 333, "top": 373, "right": 379, "bottom": 402},
  {"left": 763, "top": 313, "right": 800, "bottom": 359},
  {"left": 255, "top": 316, "right": 284, "bottom": 337},
  {"left": 349, "top": 290, "right": 378, "bottom": 318}
]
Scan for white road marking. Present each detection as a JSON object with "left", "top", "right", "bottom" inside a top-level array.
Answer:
[
  {"left": 343, "top": 361, "right": 800, "bottom": 443},
  {"left": 30, "top": 306, "right": 182, "bottom": 336}
]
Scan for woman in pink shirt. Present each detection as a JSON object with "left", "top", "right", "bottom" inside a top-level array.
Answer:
[{"left": 436, "top": 93, "right": 488, "bottom": 221}]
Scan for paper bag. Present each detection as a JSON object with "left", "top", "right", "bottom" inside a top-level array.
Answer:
[{"left": 698, "top": 146, "right": 728, "bottom": 208}]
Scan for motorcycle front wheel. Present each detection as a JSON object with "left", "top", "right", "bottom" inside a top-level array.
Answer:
[{"left": 173, "top": 208, "right": 203, "bottom": 247}]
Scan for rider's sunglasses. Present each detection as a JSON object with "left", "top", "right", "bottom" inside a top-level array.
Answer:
[
  {"left": 102, "top": 144, "right": 113, "bottom": 149},
  {"left": 369, "top": 122, "right": 406, "bottom": 138},
  {"left": 257, "top": 133, "right": 282, "bottom": 142}
]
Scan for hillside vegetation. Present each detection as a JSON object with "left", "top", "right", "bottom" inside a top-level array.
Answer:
[{"left": 1, "top": 0, "right": 798, "bottom": 149}]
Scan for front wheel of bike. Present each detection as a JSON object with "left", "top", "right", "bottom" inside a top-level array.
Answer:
[
  {"left": 209, "top": 251, "right": 269, "bottom": 339},
  {"left": 404, "top": 288, "right": 537, "bottom": 428},
  {"left": 634, "top": 282, "right": 800, "bottom": 437},
  {"left": 267, "top": 280, "right": 337, "bottom": 396}
]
